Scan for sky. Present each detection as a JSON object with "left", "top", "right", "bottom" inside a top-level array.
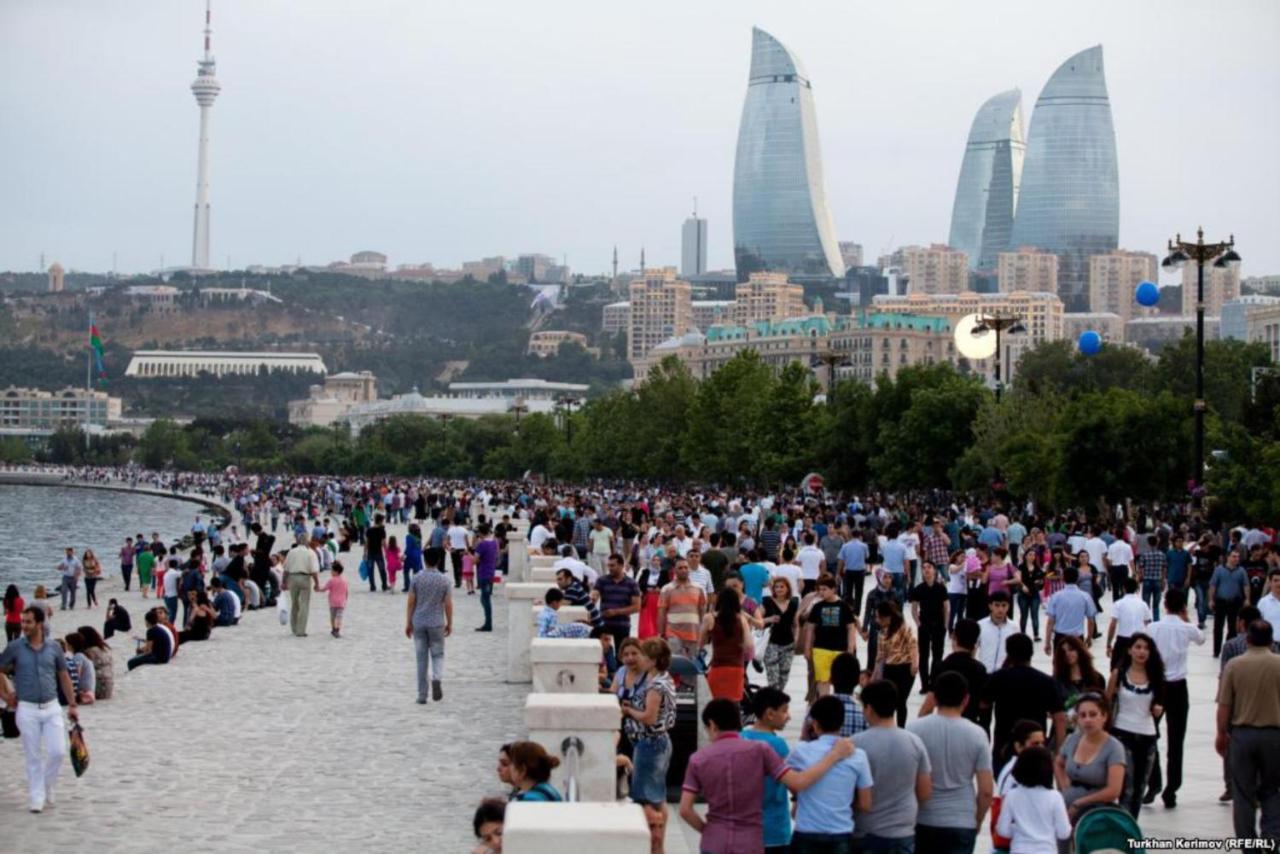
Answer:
[{"left": 2, "top": 0, "right": 1278, "bottom": 279}]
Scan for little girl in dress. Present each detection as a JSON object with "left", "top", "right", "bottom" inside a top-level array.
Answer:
[
  {"left": 386, "top": 536, "right": 403, "bottom": 591},
  {"left": 462, "top": 551, "right": 476, "bottom": 595}
]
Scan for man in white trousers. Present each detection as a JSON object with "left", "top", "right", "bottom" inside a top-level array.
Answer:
[{"left": 0, "top": 606, "right": 79, "bottom": 812}]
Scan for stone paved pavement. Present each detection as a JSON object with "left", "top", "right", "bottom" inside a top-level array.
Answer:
[{"left": 1, "top": 573, "right": 524, "bottom": 853}]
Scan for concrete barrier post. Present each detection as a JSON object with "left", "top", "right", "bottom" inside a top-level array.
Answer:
[
  {"left": 504, "top": 582, "right": 547, "bottom": 683},
  {"left": 503, "top": 803, "right": 650, "bottom": 852},
  {"left": 530, "top": 638, "right": 600, "bottom": 694},
  {"left": 524, "top": 693, "right": 622, "bottom": 803},
  {"left": 506, "top": 530, "right": 528, "bottom": 582}
]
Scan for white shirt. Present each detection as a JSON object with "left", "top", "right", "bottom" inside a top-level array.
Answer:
[
  {"left": 977, "top": 617, "right": 1016, "bottom": 673},
  {"left": 554, "top": 556, "right": 593, "bottom": 585},
  {"left": 689, "top": 566, "right": 714, "bottom": 598},
  {"left": 162, "top": 568, "right": 182, "bottom": 597},
  {"left": 1147, "top": 614, "right": 1205, "bottom": 681},
  {"left": 529, "top": 525, "right": 551, "bottom": 549},
  {"left": 1066, "top": 535, "right": 1088, "bottom": 556},
  {"left": 1257, "top": 593, "right": 1280, "bottom": 628},
  {"left": 1111, "top": 593, "right": 1152, "bottom": 639},
  {"left": 447, "top": 525, "right": 470, "bottom": 550},
  {"left": 1106, "top": 540, "right": 1134, "bottom": 569},
  {"left": 898, "top": 532, "right": 920, "bottom": 561},
  {"left": 995, "top": 785, "right": 1071, "bottom": 853},
  {"left": 796, "top": 546, "right": 825, "bottom": 581},
  {"left": 1083, "top": 537, "right": 1107, "bottom": 571},
  {"left": 770, "top": 562, "right": 804, "bottom": 595}
]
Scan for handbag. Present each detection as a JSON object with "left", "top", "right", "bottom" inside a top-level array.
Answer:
[
  {"left": 358, "top": 559, "right": 371, "bottom": 582},
  {"left": 68, "top": 723, "right": 90, "bottom": 777},
  {"left": 751, "top": 627, "right": 771, "bottom": 663},
  {"left": 277, "top": 596, "right": 289, "bottom": 626}
]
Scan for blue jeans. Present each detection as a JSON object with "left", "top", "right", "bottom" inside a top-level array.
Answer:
[
  {"left": 914, "top": 826, "right": 975, "bottom": 854},
  {"left": 413, "top": 626, "right": 445, "bottom": 700},
  {"left": 1016, "top": 591, "right": 1040, "bottom": 636},
  {"left": 1193, "top": 580, "right": 1210, "bottom": 626},
  {"left": 853, "top": 834, "right": 915, "bottom": 854},
  {"left": 948, "top": 593, "right": 966, "bottom": 632},
  {"left": 1142, "top": 580, "right": 1163, "bottom": 620},
  {"left": 791, "top": 831, "right": 854, "bottom": 854},
  {"left": 164, "top": 595, "right": 179, "bottom": 624},
  {"left": 478, "top": 580, "right": 493, "bottom": 629},
  {"left": 629, "top": 734, "right": 671, "bottom": 804},
  {"left": 890, "top": 572, "right": 906, "bottom": 604}
]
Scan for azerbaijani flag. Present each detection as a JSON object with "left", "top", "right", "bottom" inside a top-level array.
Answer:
[{"left": 90, "top": 324, "right": 107, "bottom": 385}]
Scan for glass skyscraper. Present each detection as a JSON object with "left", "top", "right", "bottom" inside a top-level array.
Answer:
[
  {"left": 1009, "top": 45, "right": 1119, "bottom": 310},
  {"left": 732, "top": 27, "right": 844, "bottom": 281},
  {"left": 948, "top": 89, "right": 1025, "bottom": 272}
]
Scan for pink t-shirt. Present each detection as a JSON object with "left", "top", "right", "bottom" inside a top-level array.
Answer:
[
  {"left": 321, "top": 575, "right": 349, "bottom": 608},
  {"left": 987, "top": 563, "right": 1014, "bottom": 597}
]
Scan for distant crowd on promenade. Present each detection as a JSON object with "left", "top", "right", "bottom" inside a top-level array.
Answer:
[{"left": 2, "top": 464, "right": 1279, "bottom": 851}]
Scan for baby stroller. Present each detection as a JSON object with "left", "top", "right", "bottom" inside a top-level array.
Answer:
[{"left": 1073, "top": 805, "right": 1144, "bottom": 854}]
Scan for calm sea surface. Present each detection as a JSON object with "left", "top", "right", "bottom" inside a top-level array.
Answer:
[{"left": 0, "top": 484, "right": 203, "bottom": 592}]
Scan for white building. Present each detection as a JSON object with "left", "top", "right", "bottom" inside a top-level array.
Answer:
[
  {"left": 340, "top": 379, "right": 588, "bottom": 433},
  {"left": 125, "top": 350, "right": 326, "bottom": 378},
  {"left": 1, "top": 387, "right": 122, "bottom": 435},
  {"left": 1221, "top": 295, "right": 1280, "bottom": 342},
  {"left": 681, "top": 215, "right": 708, "bottom": 277},
  {"left": 288, "top": 371, "right": 379, "bottom": 427}
]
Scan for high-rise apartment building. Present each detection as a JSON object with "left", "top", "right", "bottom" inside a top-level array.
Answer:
[
  {"left": 1010, "top": 46, "right": 1119, "bottom": 311},
  {"left": 516, "top": 254, "right": 556, "bottom": 283},
  {"left": 872, "top": 290, "right": 1065, "bottom": 346},
  {"left": 896, "top": 245, "right": 969, "bottom": 295},
  {"left": 731, "top": 272, "right": 806, "bottom": 325},
  {"left": 839, "top": 242, "right": 864, "bottom": 270},
  {"left": 47, "top": 263, "right": 64, "bottom": 293},
  {"left": 1088, "top": 250, "right": 1158, "bottom": 320},
  {"left": 1183, "top": 261, "right": 1242, "bottom": 318},
  {"left": 681, "top": 215, "right": 708, "bottom": 277},
  {"left": 627, "top": 268, "right": 692, "bottom": 366},
  {"left": 949, "top": 89, "right": 1025, "bottom": 271},
  {"left": 997, "top": 247, "right": 1059, "bottom": 295},
  {"left": 732, "top": 28, "right": 845, "bottom": 279}
]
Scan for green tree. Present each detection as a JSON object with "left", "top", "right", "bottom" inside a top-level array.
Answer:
[{"left": 681, "top": 351, "right": 775, "bottom": 482}]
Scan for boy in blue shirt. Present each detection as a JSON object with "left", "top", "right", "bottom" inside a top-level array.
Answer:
[
  {"left": 787, "top": 694, "right": 874, "bottom": 850},
  {"left": 741, "top": 687, "right": 793, "bottom": 853}
]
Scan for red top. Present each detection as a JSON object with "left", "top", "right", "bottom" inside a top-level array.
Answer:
[{"left": 4, "top": 595, "right": 24, "bottom": 624}]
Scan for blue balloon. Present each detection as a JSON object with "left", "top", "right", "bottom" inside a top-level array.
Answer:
[
  {"left": 1078, "top": 330, "right": 1102, "bottom": 355},
  {"left": 1135, "top": 281, "right": 1160, "bottom": 307}
]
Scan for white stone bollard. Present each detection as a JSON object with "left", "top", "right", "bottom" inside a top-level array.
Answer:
[
  {"left": 504, "top": 582, "right": 548, "bottom": 683},
  {"left": 531, "top": 638, "right": 600, "bottom": 694},
  {"left": 529, "top": 566, "right": 557, "bottom": 584},
  {"left": 506, "top": 530, "right": 528, "bottom": 582},
  {"left": 556, "top": 605, "right": 590, "bottom": 626},
  {"left": 525, "top": 693, "right": 622, "bottom": 803},
  {"left": 530, "top": 554, "right": 557, "bottom": 569},
  {"left": 503, "top": 802, "right": 650, "bottom": 852}
]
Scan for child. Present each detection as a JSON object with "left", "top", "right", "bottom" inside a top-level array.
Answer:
[
  {"left": 462, "top": 550, "right": 476, "bottom": 595},
  {"left": 994, "top": 746, "right": 1071, "bottom": 854},
  {"left": 386, "top": 536, "right": 403, "bottom": 590},
  {"left": 317, "top": 561, "right": 350, "bottom": 638}
]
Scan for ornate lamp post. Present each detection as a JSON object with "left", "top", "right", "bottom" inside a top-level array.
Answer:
[
  {"left": 555, "top": 395, "right": 580, "bottom": 443},
  {"left": 510, "top": 396, "right": 529, "bottom": 433},
  {"left": 971, "top": 314, "right": 1026, "bottom": 402},
  {"left": 1161, "top": 228, "right": 1241, "bottom": 493}
]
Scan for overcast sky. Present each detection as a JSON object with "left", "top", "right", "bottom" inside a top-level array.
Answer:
[{"left": 2, "top": 0, "right": 1278, "bottom": 278}]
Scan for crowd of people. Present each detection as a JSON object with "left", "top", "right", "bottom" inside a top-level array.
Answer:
[{"left": 3, "top": 465, "right": 1279, "bottom": 851}]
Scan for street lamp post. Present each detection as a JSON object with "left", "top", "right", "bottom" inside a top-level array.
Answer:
[
  {"left": 971, "top": 314, "right": 1026, "bottom": 402},
  {"left": 810, "top": 350, "right": 852, "bottom": 401},
  {"left": 510, "top": 396, "right": 529, "bottom": 433},
  {"left": 1161, "top": 227, "right": 1241, "bottom": 494},
  {"left": 555, "top": 395, "right": 580, "bottom": 443}
]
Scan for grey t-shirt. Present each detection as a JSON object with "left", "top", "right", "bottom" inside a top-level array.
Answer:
[
  {"left": 907, "top": 713, "right": 992, "bottom": 829},
  {"left": 0, "top": 637, "right": 67, "bottom": 704},
  {"left": 410, "top": 569, "right": 452, "bottom": 630},
  {"left": 1059, "top": 731, "right": 1128, "bottom": 809},
  {"left": 853, "top": 725, "right": 932, "bottom": 839}
]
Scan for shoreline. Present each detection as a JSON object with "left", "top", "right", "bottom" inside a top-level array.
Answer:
[{"left": 0, "top": 471, "right": 235, "bottom": 527}]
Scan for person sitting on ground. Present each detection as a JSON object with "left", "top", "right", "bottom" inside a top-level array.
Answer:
[
  {"left": 471, "top": 797, "right": 505, "bottom": 854},
  {"left": 64, "top": 632, "right": 97, "bottom": 705},
  {"left": 507, "top": 741, "right": 564, "bottom": 802},
  {"left": 179, "top": 591, "right": 217, "bottom": 643},
  {"left": 75, "top": 625, "right": 113, "bottom": 701},
  {"left": 210, "top": 578, "right": 241, "bottom": 627},
  {"left": 102, "top": 598, "right": 132, "bottom": 640},
  {"left": 128, "top": 609, "right": 173, "bottom": 671}
]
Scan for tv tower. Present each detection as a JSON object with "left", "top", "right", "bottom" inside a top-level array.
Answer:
[{"left": 190, "top": 0, "right": 221, "bottom": 269}]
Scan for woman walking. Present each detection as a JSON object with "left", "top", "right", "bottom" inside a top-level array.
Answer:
[
  {"left": 1054, "top": 694, "right": 1128, "bottom": 824},
  {"left": 1105, "top": 632, "right": 1164, "bottom": 818},
  {"left": 872, "top": 600, "right": 917, "bottom": 727},
  {"left": 403, "top": 523, "right": 424, "bottom": 592},
  {"left": 701, "top": 588, "right": 751, "bottom": 703},
  {"left": 761, "top": 577, "right": 799, "bottom": 691},
  {"left": 1053, "top": 636, "right": 1107, "bottom": 737},
  {"left": 1017, "top": 548, "right": 1046, "bottom": 641},
  {"left": 4, "top": 585, "right": 23, "bottom": 642},
  {"left": 82, "top": 549, "right": 102, "bottom": 609},
  {"left": 636, "top": 552, "right": 668, "bottom": 640}
]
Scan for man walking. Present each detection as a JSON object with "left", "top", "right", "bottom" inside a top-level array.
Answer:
[
  {"left": 445, "top": 515, "right": 471, "bottom": 589},
  {"left": 1137, "top": 535, "right": 1167, "bottom": 619},
  {"left": 1209, "top": 550, "right": 1250, "bottom": 657},
  {"left": 853, "top": 679, "right": 933, "bottom": 854},
  {"left": 595, "top": 553, "right": 640, "bottom": 648},
  {"left": 1216, "top": 619, "right": 1280, "bottom": 843},
  {"left": 1106, "top": 577, "right": 1152, "bottom": 669},
  {"left": 57, "top": 547, "right": 82, "bottom": 611},
  {"left": 658, "top": 558, "right": 706, "bottom": 659},
  {"left": 1042, "top": 566, "right": 1097, "bottom": 655},
  {"left": 284, "top": 535, "right": 320, "bottom": 637},
  {"left": 909, "top": 561, "right": 949, "bottom": 693},
  {"left": 405, "top": 548, "right": 453, "bottom": 703},
  {"left": 0, "top": 606, "right": 79, "bottom": 812},
  {"left": 1147, "top": 587, "right": 1205, "bottom": 808},
  {"left": 364, "top": 512, "right": 389, "bottom": 592},
  {"left": 473, "top": 524, "right": 499, "bottom": 632}
]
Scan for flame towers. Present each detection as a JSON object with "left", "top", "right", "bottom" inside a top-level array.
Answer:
[
  {"left": 948, "top": 90, "right": 1025, "bottom": 272},
  {"left": 190, "top": 1, "right": 221, "bottom": 270},
  {"left": 732, "top": 27, "right": 844, "bottom": 280},
  {"left": 1009, "top": 46, "right": 1118, "bottom": 310}
]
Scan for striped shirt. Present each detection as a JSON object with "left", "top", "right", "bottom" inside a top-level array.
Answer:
[{"left": 659, "top": 581, "right": 706, "bottom": 643}]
